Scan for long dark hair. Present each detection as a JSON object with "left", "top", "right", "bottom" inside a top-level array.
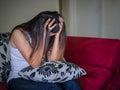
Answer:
[{"left": 10, "top": 11, "right": 66, "bottom": 56}]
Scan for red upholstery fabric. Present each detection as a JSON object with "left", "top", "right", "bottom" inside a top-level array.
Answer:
[
  {"left": 64, "top": 36, "right": 120, "bottom": 90},
  {"left": 0, "top": 36, "right": 120, "bottom": 90},
  {"left": 0, "top": 82, "right": 7, "bottom": 90}
]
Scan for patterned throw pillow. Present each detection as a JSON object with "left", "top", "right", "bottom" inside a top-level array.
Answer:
[
  {"left": 18, "top": 61, "right": 86, "bottom": 83},
  {"left": 0, "top": 32, "right": 11, "bottom": 82}
]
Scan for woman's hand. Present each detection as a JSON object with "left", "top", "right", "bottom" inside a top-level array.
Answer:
[
  {"left": 56, "top": 17, "right": 64, "bottom": 36},
  {"left": 47, "top": 17, "right": 64, "bottom": 36},
  {"left": 44, "top": 18, "right": 57, "bottom": 36}
]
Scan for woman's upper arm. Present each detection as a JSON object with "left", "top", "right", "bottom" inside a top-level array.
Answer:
[{"left": 10, "top": 29, "right": 33, "bottom": 61}]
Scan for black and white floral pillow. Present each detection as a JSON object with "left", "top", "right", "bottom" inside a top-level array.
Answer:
[
  {"left": 0, "top": 32, "right": 11, "bottom": 82},
  {"left": 18, "top": 61, "right": 86, "bottom": 83}
]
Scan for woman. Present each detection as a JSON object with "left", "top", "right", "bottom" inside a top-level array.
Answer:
[{"left": 7, "top": 11, "right": 81, "bottom": 90}]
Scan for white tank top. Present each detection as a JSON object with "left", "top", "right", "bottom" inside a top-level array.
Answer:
[{"left": 7, "top": 44, "right": 29, "bottom": 83}]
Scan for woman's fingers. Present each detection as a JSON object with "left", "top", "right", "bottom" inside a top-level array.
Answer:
[
  {"left": 44, "top": 18, "right": 57, "bottom": 32},
  {"left": 58, "top": 17, "right": 63, "bottom": 32},
  {"left": 59, "top": 17, "right": 64, "bottom": 22},
  {"left": 48, "top": 19, "right": 55, "bottom": 28},
  {"left": 49, "top": 32, "right": 56, "bottom": 36},
  {"left": 48, "top": 23, "right": 57, "bottom": 31},
  {"left": 44, "top": 18, "right": 51, "bottom": 30}
]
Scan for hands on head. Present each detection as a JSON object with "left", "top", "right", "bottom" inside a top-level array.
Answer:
[
  {"left": 43, "top": 16, "right": 65, "bottom": 61},
  {"left": 44, "top": 17, "right": 64, "bottom": 37}
]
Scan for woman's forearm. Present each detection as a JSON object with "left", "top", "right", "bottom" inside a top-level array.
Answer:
[
  {"left": 48, "top": 35, "right": 62, "bottom": 61},
  {"left": 29, "top": 33, "right": 46, "bottom": 68}
]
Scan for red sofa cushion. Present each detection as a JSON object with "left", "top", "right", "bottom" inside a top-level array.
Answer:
[
  {"left": 64, "top": 36, "right": 120, "bottom": 90},
  {"left": 0, "top": 82, "right": 7, "bottom": 90}
]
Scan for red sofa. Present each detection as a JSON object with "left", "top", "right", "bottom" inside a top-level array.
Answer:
[
  {"left": 0, "top": 36, "right": 120, "bottom": 90},
  {"left": 64, "top": 36, "right": 120, "bottom": 90}
]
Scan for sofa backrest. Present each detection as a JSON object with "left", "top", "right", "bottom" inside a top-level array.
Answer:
[
  {"left": 64, "top": 36, "right": 120, "bottom": 71},
  {"left": 0, "top": 32, "right": 10, "bottom": 82}
]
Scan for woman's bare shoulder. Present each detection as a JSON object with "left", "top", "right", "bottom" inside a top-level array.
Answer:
[
  {"left": 11, "top": 29, "right": 24, "bottom": 36},
  {"left": 10, "top": 29, "right": 27, "bottom": 47}
]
